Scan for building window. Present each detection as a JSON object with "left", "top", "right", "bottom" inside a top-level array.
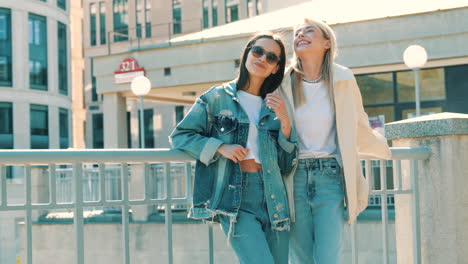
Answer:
[
  {"left": 164, "top": 67, "right": 171, "bottom": 76},
  {"left": 126, "top": 111, "right": 131, "bottom": 148},
  {"left": 225, "top": 0, "right": 239, "bottom": 23},
  {"left": 172, "top": 0, "right": 181, "bottom": 35},
  {"left": 0, "top": 8, "right": 12, "bottom": 87},
  {"left": 99, "top": 2, "right": 106, "bottom": 45},
  {"left": 356, "top": 67, "right": 447, "bottom": 122},
  {"left": 356, "top": 73, "right": 394, "bottom": 105},
  {"left": 138, "top": 109, "right": 154, "bottom": 148},
  {"left": 59, "top": 108, "right": 69, "bottom": 149},
  {"left": 175, "top": 106, "right": 184, "bottom": 124},
  {"left": 396, "top": 68, "right": 446, "bottom": 103},
  {"left": 29, "top": 14, "right": 48, "bottom": 91},
  {"left": 145, "top": 0, "right": 151, "bottom": 38},
  {"left": 91, "top": 59, "right": 98, "bottom": 102},
  {"left": 0, "top": 102, "right": 13, "bottom": 149},
  {"left": 30, "top": 104, "right": 49, "bottom": 149},
  {"left": 90, "top": 3, "right": 97, "bottom": 46},
  {"left": 211, "top": 0, "right": 218, "bottom": 27},
  {"left": 113, "top": 0, "right": 128, "bottom": 42},
  {"left": 57, "top": 22, "right": 68, "bottom": 96},
  {"left": 92, "top": 113, "right": 104, "bottom": 148},
  {"left": 136, "top": 0, "right": 152, "bottom": 39},
  {"left": 247, "top": 0, "right": 261, "bottom": 17},
  {"left": 202, "top": 0, "right": 209, "bottom": 29},
  {"left": 57, "top": 0, "right": 66, "bottom": 10}
]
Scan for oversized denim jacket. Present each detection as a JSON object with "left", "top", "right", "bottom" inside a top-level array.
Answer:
[{"left": 169, "top": 81, "right": 298, "bottom": 231}]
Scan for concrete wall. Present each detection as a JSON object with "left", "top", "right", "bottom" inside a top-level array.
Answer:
[
  {"left": 18, "top": 220, "right": 395, "bottom": 264},
  {"left": 386, "top": 113, "right": 468, "bottom": 264}
]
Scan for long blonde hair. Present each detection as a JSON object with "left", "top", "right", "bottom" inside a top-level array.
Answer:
[{"left": 291, "top": 18, "right": 337, "bottom": 108}]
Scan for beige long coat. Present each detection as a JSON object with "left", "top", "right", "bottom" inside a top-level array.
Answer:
[{"left": 278, "top": 63, "right": 391, "bottom": 224}]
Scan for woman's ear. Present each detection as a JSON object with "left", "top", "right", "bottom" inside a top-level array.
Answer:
[{"left": 324, "top": 40, "right": 331, "bottom": 49}]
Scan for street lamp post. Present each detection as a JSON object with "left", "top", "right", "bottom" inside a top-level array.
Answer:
[
  {"left": 403, "top": 45, "right": 428, "bottom": 117},
  {"left": 131, "top": 76, "right": 151, "bottom": 148}
]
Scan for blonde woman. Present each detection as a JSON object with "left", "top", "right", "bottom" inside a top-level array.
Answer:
[{"left": 277, "top": 19, "right": 391, "bottom": 263}]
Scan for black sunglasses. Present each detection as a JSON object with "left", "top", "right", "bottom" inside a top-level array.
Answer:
[{"left": 250, "top": 46, "right": 280, "bottom": 65}]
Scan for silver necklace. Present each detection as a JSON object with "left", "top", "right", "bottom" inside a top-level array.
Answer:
[{"left": 302, "top": 75, "right": 323, "bottom": 83}]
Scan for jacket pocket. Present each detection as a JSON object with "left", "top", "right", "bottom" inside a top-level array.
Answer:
[{"left": 213, "top": 115, "right": 238, "bottom": 135}]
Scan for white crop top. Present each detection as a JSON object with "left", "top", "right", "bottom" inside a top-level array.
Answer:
[{"left": 237, "top": 90, "right": 262, "bottom": 163}]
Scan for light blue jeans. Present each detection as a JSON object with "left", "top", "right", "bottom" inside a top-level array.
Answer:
[
  {"left": 219, "top": 172, "right": 289, "bottom": 264},
  {"left": 289, "top": 158, "right": 345, "bottom": 264}
]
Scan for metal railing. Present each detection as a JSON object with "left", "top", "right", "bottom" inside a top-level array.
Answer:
[
  {"left": 0, "top": 147, "right": 430, "bottom": 264},
  {"left": 103, "top": 19, "right": 203, "bottom": 55}
]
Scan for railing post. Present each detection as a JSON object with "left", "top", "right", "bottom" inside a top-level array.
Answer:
[
  {"left": 73, "top": 163, "right": 84, "bottom": 264},
  {"left": 164, "top": 163, "right": 173, "bottom": 264},
  {"left": 121, "top": 163, "right": 130, "bottom": 264}
]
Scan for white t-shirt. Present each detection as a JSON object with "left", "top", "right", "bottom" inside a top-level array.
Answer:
[
  {"left": 295, "top": 81, "right": 337, "bottom": 159},
  {"left": 237, "top": 90, "right": 262, "bottom": 163}
]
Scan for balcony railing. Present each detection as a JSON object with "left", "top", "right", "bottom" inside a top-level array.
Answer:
[{"left": 0, "top": 147, "right": 430, "bottom": 264}]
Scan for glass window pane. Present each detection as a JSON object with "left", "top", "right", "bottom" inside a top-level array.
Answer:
[
  {"left": 90, "top": 3, "right": 97, "bottom": 46},
  {"left": 225, "top": 0, "right": 239, "bottom": 23},
  {"left": 138, "top": 109, "right": 154, "bottom": 148},
  {"left": 211, "top": 0, "right": 218, "bottom": 27},
  {"left": 113, "top": 0, "right": 128, "bottom": 42},
  {"left": 29, "top": 14, "right": 47, "bottom": 90},
  {"left": 356, "top": 73, "right": 394, "bottom": 105},
  {"left": 30, "top": 104, "right": 49, "bottom": 149},
  {"left": 172, "top": 0, "right": 181, "bottom": 34},
  {"left": 59, "top": 108, "right": 69, "bottom": 148},
  {"left": 58, "top": 22, "right": 68, "bottom": 95},
  {"left": 0, "top": 8, "right": 12, "bottom": 86},
  {"left": 57, "top": 0, "right": 66, "bottom": 10},
  {"left": 0, "top": 102, "right": 13, "bottom": 134},
  {"left": 92, "top": 113, "right": 104, "bottom": 148},
  {"left": 202, "top": 0, "right": 209, "bottom": 28},
  {"left": 397, "top": 68, "right": 446, "bottom": 102},
  {"left": 402, "top": 106, "right": 443, "bottom": 119},
  {"left": 99, "top": 3, "right": 106, "bottom": 44}
]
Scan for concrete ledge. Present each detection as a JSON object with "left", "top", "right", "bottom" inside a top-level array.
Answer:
[{"left": 385, "top": 112, "right": 468, "bottom": 140}]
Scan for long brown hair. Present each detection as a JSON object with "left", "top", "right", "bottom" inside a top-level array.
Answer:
[{"left": 291, "top": 18, "right": 337, "bottom": 108}]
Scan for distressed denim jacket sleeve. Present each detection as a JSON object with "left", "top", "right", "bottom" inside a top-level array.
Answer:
[
  {"left": 277, "top": 126, "right": 298, "bottom": 175},
  {"left": 169, "top": 96, "right": 224, "bottom": 166}
]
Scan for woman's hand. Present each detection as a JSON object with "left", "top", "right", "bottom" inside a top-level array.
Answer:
[
  {"left": 265, "top": 93, "right": 291, "bottom": 140},
  {"left": 265, "top": 93, "right": 288, "bottom": 120},
  {"left": 216, "top": 144, "right": 249, "bottom": 163}
]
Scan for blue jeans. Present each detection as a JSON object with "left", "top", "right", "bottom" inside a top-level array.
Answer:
[
  {"left": 219, "top": 172, "right": 289, "bottom": 264},
  {"left": 290, "top": 158, "right": 345, "bottom": 264}
]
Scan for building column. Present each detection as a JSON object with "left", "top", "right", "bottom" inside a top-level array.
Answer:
[
  {"left": 386, "top": 112, "right": 468, "bottom": 264},
  {"left": 239, "top": 0, "right": 248, "bottom": 20},
  {"left": 13, "top": 102, "right": 30, "bottom": 149},
  {"left": 217, "top": 0, "right": 226, "bottom": 25},
  {"left": 103, "top": 93, "right": 128, "bottom": 148},
  {"left": 48, "top": 106, "right": 59, "bottom": 149}
]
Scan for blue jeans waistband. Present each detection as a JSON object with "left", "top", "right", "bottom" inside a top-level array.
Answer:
[{"left": 298, "top": 157, "right": 339, "bottom": 170}]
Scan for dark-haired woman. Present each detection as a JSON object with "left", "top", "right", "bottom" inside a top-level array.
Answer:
[{"left": 170, "top": 33, "right": 297, "bottom": 264}]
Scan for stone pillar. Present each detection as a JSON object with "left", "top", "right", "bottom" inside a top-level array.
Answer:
[
  {"left": 385, "top": 112, "right": 468, "bottom": 264},
  {"left": 103, "top": 93, "right": 128, "bottom": 148}
]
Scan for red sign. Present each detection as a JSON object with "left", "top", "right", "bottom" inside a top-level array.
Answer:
[
  {"left": 114, "top": 57, "right": 145, "bottom": 84},
  {"left": 114, "top": 57, "right": 144, "bottom": 74}
]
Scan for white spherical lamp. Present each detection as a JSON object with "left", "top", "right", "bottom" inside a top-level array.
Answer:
[
  {"left": 403, "top": 45, "right": 428, "bottom": 69},
  {"left": 131, "top": 76, "right": 151, "bottom": 96}
]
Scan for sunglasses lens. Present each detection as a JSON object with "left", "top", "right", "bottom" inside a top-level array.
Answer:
[
  {"left": 266, "top": 53, "right": 279, "bottom": 64},
  {"left": 251, "top": 46, "right": 264, "bottom": 58}
]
